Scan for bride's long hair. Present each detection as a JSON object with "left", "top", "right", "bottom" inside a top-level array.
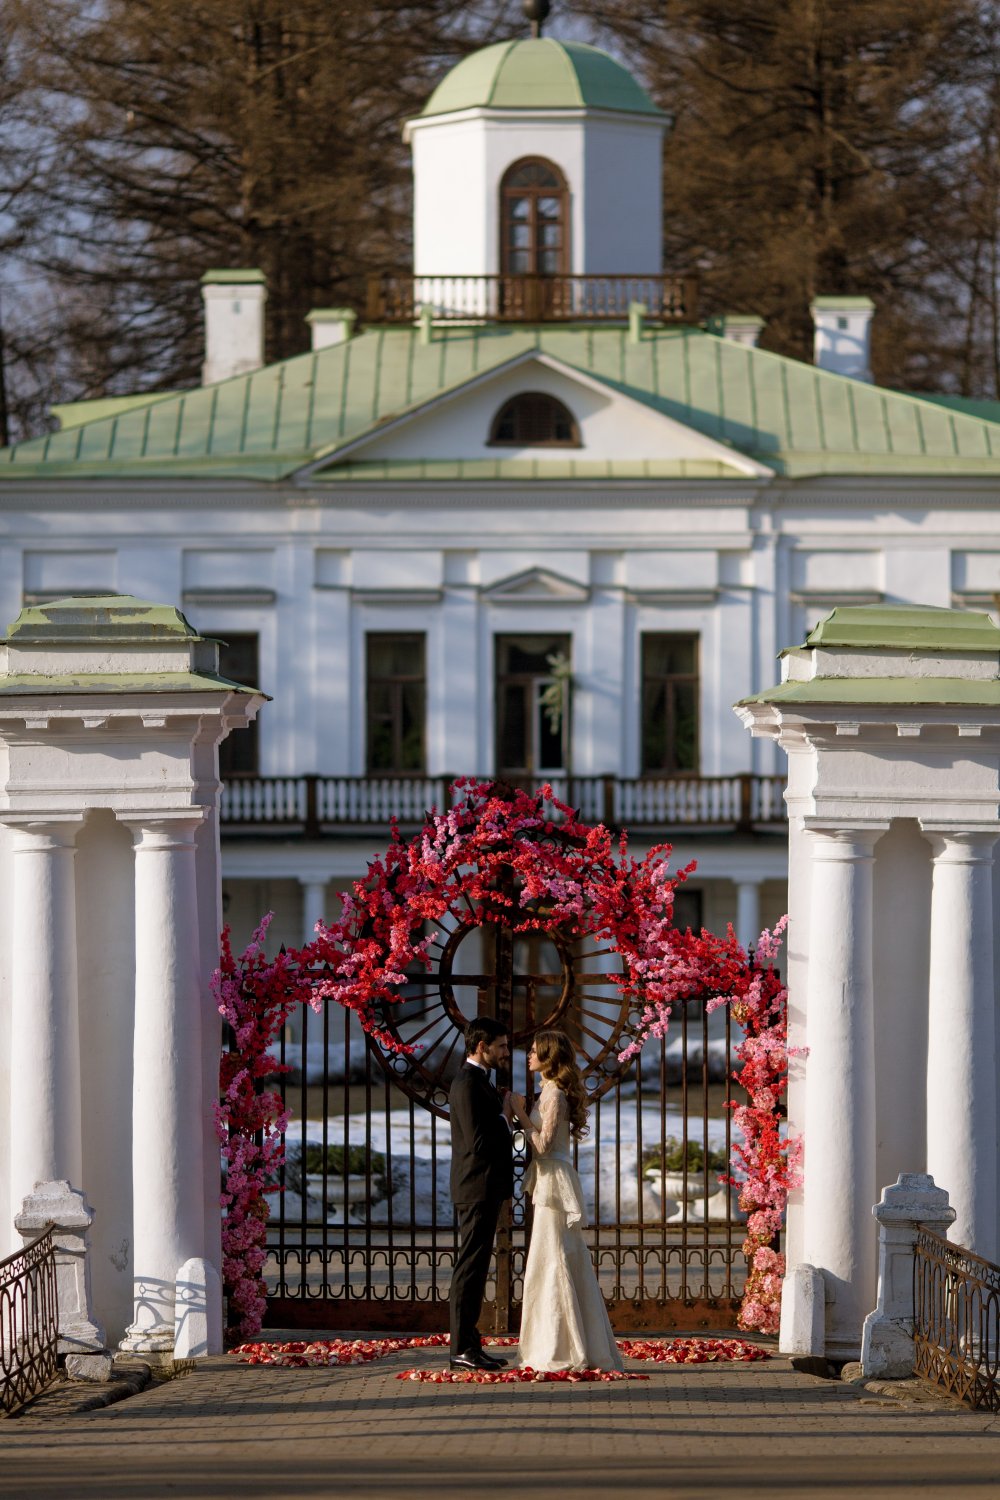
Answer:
[{"left": 533, "top": 1030, "right": 589, "bottom": 1141}]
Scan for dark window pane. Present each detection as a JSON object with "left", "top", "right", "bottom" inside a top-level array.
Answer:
[
  {"left": 641, "top": 682, "right": 667, "bottom": 771},
  {"left": 537, "top": 196, "right": 561, "bottom": 219},
  {"left": 489, "top": 392, "right": 577, "bottom": 447},
  {"left": 536, "top": 682, "right": 565, "bottom": 769},
  {"left": 496, "top": 634, "right": 571, "bottom": 776},
  {"left": 672, "top": 887, "right": 703, "bottom": 932},
  {"left": 368, "top": 636, "right": 422, "bottom": 678},
  {"left": 672, "top": 682, "right": 698, "bottom": 772},
  {"left": 509, "top": 196, "right": 531, "bottom": 219},
  {"left": 641, "top": 634, "right": 699, "bottom": 774},
  {"left": 367, "top": 633, "right": 426, "bottom": 772},
  {"left": 218, "top": 633, "right": 259, "bottom": 776},
  {"left": 644, "top": 635, "right": 697, "bottom": 676},
  {"left": 399, "top": 682, "right": 425, "bottom": 772},
  {"left": 499, "top": 683, "right": 528, "bottom": 770},
  {"left": 507, "top": 161, "right": 562, "bottom": 189}
]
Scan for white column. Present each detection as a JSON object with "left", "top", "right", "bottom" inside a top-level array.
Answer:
[
  {"left": 735, "top": 880, "right": 762, "bottom": 951},
  {"left": 301, "top": 878, "right": 327, "bottom": 944},
  {"left": 924, "top": 830, "right": 998, "bottom": 1258},
  {"left": 6, "top": 819, "right": 84, "bottom": 1210},
  {"left": 802, "top": 827, "right": 881, "bottom": 1357},
  {"left": 121, "top": 816, "right": 206, "bottom": 1353}
]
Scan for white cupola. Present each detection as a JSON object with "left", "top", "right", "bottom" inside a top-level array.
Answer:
[{"left": 404, "top": 38, "right": 667, "bottom": 283}]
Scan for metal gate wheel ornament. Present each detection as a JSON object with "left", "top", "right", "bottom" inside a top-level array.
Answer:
[{"left": 215, "top": 780, "right": 796, "bottom": 1342}]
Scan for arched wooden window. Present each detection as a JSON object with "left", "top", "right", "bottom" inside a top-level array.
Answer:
[
  {"left": 489, "top": 392, "right": 580, "bottom": 447},
  {"left": 500, "top": 158, "right": 569, "bottom": 276}
]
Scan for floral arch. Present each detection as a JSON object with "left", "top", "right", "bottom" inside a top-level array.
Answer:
[{"left": 214, "top": 780, "right": 799, "bottom": 1338}]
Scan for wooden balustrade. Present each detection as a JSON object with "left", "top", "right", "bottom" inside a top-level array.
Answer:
[
  {"left": 365, "top": 273, "right": 699, "bottom": 324},
  {"left": 220, "top": 774, "right": 786, "bottom": 834}
]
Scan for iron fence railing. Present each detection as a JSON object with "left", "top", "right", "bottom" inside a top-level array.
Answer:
[
  {"left": 913, "top": 1228, "right": 1000, "bottom": 1411},
  {"left": 220, "top": 773, "right": 787, "bottom": 836},
  {"left": 366, "top": 272, "right": 699, "bottom": 325},
  {"left": 0, "top": 1227, "right": 59, "bottom": 1416}
]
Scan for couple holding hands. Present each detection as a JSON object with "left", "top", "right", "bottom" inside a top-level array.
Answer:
[{"left": 448, "top": 1017, "right": 623, "bottom": 1374}]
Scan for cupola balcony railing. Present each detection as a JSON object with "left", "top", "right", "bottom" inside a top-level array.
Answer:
[
  {"left": 219, "top": 772, "right": 786, "bottom": 838},
  {"left": 366, "top": 272, "right": 699, "bottom": 325}
]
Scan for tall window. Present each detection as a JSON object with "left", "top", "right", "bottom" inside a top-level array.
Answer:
[
  {"left": 641, "top": 634, "right": 699, "bottom": 774},
  {"left": 366, "top": 633, "right": 426, "bottom": 773},
  {"left": 496, "top": 634, "right": 570, "bottom": 776},
  {"left": 500, "top": 158, "right": 568, "bottom": 276},
  {"left": 218, "top": 633, "right": 260, "bottom": 776}
]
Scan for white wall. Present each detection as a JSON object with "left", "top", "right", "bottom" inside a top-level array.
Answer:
[
  {"left": 410, "top": 109, "right": 663, "bottom": 279},
  {"left": 7, "top": 489, "right": 1000, "bottom": 802}
]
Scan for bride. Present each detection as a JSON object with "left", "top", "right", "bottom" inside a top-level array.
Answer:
[{"left": 509, "top": 1030, "right": 623, "bottom": 1373}]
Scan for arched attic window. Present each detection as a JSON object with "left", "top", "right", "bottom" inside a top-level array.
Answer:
[
  {"left": 501, "top": 158, "right": 569, "bottom": 275},
  {"left": 488, "top": 392, "right": 580, "bottom": 447}
]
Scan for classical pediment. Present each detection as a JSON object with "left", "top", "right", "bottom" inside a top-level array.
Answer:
[
  {"left": 303, "top": 350, "right": 771, "bottom": 478},
  {"left": 484, "top": 567, "right": 590, "bottom": 604}
]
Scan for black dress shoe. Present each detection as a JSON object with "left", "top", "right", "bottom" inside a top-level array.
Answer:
[
  {"left": 478, "top": 1351, "right": 508, "bottom": 1368},
  {"left": 449, "top": 1350, "right": 499, "bottom": 1371}
]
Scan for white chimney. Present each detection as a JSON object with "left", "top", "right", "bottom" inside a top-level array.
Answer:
[
  {"left": 200, "top": 269, "right": 267, "bottom": 385},
  {"left": 305, "top": 308, "right": 357, "bottom": 350},
  {"left": 810, "top": 295, "right": 874, "bottom": 382},
  {"left": 708, "top": 314, "right": 765, "bottom": 348}
]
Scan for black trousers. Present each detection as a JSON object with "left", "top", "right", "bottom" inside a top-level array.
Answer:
[{"left": 449, "top": 1197, "right": 503, "bottom": 1354}]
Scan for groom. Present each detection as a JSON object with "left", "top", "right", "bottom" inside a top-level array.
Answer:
[{"left": 448, "top": 1016, "right": 514, "bottom": 1371}]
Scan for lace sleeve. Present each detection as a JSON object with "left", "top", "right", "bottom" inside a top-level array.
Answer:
[{"left": 527, "top": 1085, "right": 565, "bottom": 1156}]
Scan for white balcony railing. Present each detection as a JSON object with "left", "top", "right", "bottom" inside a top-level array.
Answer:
[{"left": 220, "top": 774, "right": 787, "bottom": 836}]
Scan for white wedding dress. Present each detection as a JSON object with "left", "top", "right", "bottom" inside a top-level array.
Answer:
[{"left": 517, "top": 1081, "right": 624, "bottom": 1372}]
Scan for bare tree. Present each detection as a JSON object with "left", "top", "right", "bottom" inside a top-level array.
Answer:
[{"left": 8, "top": 0, "right": 521, "bottom": 411}]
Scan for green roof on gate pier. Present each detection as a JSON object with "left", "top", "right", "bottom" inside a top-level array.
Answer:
[
  {"left": 739, "top": 604, "right": 1000, "bottom": 711},
  {"left": 804, "top": 604, "right": 1000, "bottom": 653},
  {"left": 6, "top": 324, "right": 1000, "bottom": 483},
  {"left": 0, "top": 594, "right": 267, "bottom": 696}
]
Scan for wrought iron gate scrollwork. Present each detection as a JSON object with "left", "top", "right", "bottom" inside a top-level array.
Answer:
[{"left": 264, "top": 878, "right": 748, "bottom": 1333}]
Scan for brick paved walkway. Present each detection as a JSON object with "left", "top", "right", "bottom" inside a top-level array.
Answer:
[{"left": 2, "top": 1338, "right": 998, "bottom": 1499}]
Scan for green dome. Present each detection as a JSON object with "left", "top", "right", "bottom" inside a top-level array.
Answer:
[{"left": 421, "top": 39, "right": 662, "bottom": 119}]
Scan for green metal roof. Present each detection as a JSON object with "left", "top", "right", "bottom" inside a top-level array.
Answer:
[
  {"left": 2, "top": 595, "right": 266, "bottom": 695},
  {"left": 805, "top": 604, "right": 1000, "bottom": 652},
  {"left": 740, "top": 676, "right": 1000, "bottom": 709},
  {"left": 910, "top": 393, "right": 1000, "bottom": 425},
  {"left": 420, "top": 39, "right": 662, "bottom": 118},
  {"left": 0, "top": 671, "right": 261, "bottom": 695},
  {"left": 810, "top": 296, "right": 876, "bottom": 312},
  {"left": 201, "top": 268, "right": 266, "bottom": 285},
  {"left": 6, "top": 595, "right": 203, "bottom": 643},
  {"left": 51, "top": 393, "right": 177, "bottom": 431},
  {"left": 320, "top": 457, "right": 743, "bottom": 482},
  {"left": 7, "top": 324, "right": 1000, "bottom": 483}
]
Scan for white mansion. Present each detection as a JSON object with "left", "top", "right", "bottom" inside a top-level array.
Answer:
[{"left": 4, "top": 36, "right": 1000, "bottom": 957}]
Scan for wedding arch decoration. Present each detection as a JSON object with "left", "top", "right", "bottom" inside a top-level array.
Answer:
[{"left": 213, "top": 779, "right": 798, "bottom": 1339}]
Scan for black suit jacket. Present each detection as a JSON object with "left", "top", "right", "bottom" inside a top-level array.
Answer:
[{"left": 449, "top": 1063, "right": 515, "bottom": 1205}]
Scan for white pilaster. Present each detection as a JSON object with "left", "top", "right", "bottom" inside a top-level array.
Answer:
[
  {"left": 923, "top": 830, "right": 998, "bottom": 1258},
  {"left": 735, "top": 880, "right": 762, "bottom": 951},
  {"left": 802, "top": 826, "right": 882, "bottom": 1356},
  {"left": 121, "top": 815, "right": 206, "bottom": 1353},
  {"left": 6, "top": 818, "right": 84, "bottom": 1210}
]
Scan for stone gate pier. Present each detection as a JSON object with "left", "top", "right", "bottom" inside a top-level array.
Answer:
[
  {"left": 737, "top": 604, "right": 1000, "bottom": 1358},
  {"left": 0, "top": 596, "right": 262, "bottom": 1353}
]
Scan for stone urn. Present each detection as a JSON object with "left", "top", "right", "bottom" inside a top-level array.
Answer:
[{"left": 304, "top": 1174, "right": 370, "bottom": 1224}]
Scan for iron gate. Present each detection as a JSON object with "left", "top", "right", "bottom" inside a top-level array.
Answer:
[{"left": 262, "top": 896, "right": 748, "bottom": 1332}]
